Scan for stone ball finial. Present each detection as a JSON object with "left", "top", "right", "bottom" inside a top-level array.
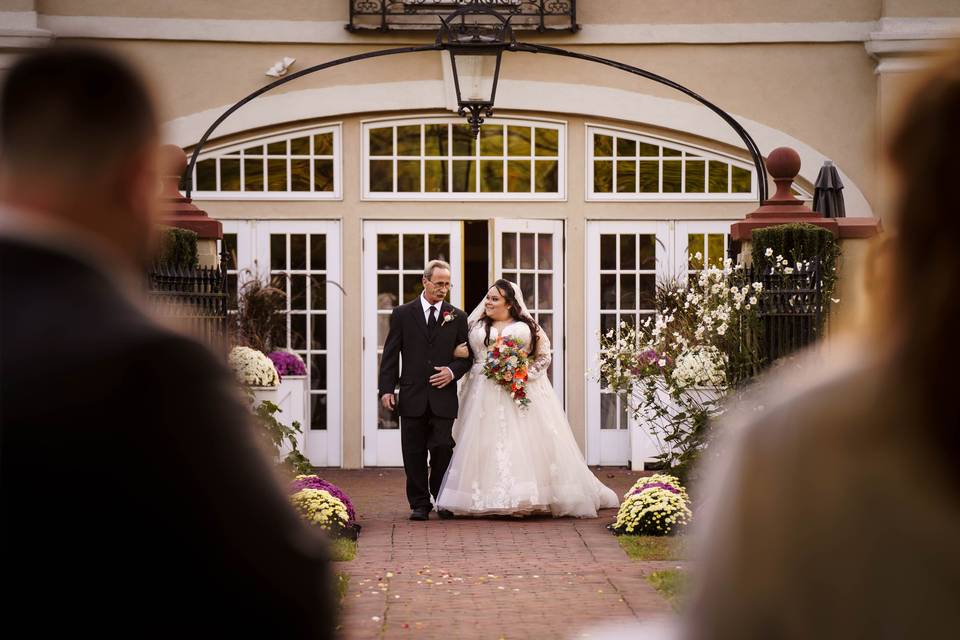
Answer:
[
  {"left": 159, "top": 145, "right": 190, "bottom": 202},
  {"left": 157, "top": 144, "right": 221, "bottom": 241},
  {"left": 766, "top": 146, "right": 801, "bottom": 181}
]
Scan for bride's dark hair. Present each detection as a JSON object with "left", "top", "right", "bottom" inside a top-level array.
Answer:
[{"left": 483, "top": 279, "right": 539, "bottom": 355}]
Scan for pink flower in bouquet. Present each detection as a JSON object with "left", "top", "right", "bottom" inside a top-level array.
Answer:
[{"left": 483, "top": 336, "right": 531, "bottom": 408}]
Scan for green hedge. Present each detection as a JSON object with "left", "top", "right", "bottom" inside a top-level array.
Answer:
[
  {"left": 751, "top": 222, "right": 841, "bottom": 330},
  {"left": 752, "top": 223, "right": 839, "bottom": 280},
  {"left": 156, "top": 225, "right": 199, "bottom": 269}
]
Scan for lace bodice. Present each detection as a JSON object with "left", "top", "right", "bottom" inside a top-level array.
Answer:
[{"left": 468, "top": 320, "right": 552, "bottom": 380}]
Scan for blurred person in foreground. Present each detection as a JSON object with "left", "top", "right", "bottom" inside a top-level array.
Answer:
[
  {"left": 0, "top": 47, "right": 334, "bottom": 637},
  {"left": 682, "top": 45, "right": 960, "bottom": 639}
]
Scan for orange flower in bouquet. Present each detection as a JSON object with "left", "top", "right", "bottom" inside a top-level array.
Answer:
[{"left": 483, "top": 336, "right": 532, "bottom": 408}]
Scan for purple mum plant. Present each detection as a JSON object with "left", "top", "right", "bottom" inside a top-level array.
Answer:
[{"left": 268, "top": 350, "right": 307, "bottom": 379}]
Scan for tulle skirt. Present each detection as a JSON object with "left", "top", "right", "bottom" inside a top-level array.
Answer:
[{"left": 436, "top": 365, "right": 620, "bottom": 518}]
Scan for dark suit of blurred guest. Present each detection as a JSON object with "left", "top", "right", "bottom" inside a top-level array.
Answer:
[
  {"left": 684, "top": 45, "right": 960, "bottom": 640},
  {"left": 0, "top": 47, "right": 334, "bottom": 638}
]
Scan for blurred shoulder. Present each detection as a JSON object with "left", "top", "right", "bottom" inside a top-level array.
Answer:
[{"left": 716, "top": 340, "right": 892, "bottom": 462}]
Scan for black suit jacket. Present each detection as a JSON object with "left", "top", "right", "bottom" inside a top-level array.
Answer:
[
  {"left": 377, "top": 298, "right": 471, "bottom": 418},
  {"left": 0, "top": 238, "right": 334, "bottom": 638}
]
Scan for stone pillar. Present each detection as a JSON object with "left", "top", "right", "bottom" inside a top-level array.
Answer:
[
  {"left": 731, "top": 147, "right": 883, "bottom": 336},
  {"left": 158, "top": 145, "right": 222, "bottom": 268}
]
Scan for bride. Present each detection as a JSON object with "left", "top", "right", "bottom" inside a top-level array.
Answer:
[{"left": 436, "top": 279, "right": 619, "bottom": 518}]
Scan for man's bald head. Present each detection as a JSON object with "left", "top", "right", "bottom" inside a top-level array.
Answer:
[
  {"left": 0, "top": 46, "right": 158, "bottom": 182},
  {"left": 0, "top": 46, "right": 163, "bottom": 270}
]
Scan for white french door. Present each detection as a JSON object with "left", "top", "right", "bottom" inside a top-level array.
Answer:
[
  {"left": 674, "top": 221, "right": 733, "bottom": 277},
  {"left": 362, "top": 220, "right": 463, "bottom": 467},
  {"left": 492, "top": 219, "right": 565, "bottom": 403},
  {"left": 220, "top": 220, "right": 343, "bottom": 467},
  {"left": 584, "top": 220, "right": 736, "bottom": 467},
  {"left": 585, "top": 221, "right": 671, "bottom": 466}
]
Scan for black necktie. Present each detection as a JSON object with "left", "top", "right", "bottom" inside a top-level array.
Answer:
[{"left": 428, "top": 305, "right": 437, "bottom": 333}]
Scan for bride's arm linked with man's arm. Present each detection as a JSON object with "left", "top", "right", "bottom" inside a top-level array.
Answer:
[{"left": 446, "top": 312, "right": 472, "bottom": 380}]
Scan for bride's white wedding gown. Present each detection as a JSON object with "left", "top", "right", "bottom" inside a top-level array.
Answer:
[{"left": 437, "top": 320, "right": 619, "bottom": 517}]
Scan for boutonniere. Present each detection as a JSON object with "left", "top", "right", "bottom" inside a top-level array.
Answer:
[{"left": 441, "top": 310, "right": 456, "bottom": 326}]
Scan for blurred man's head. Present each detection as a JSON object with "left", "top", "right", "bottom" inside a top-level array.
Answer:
[
  {"left": 885, "top": 43, "right": 960, "bottom": 476},
  {"left": 0, "top": 46, "right": 160, "bottom": 269},
  {"left": 887, "top": 45, "right": 960, "bottom": 348}
]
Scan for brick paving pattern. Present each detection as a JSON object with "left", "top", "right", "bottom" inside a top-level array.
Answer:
[{"left": 323, "top": 467, "right": 675, "bottom": 639}]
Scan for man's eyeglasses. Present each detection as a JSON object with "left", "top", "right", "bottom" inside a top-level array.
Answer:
[{"left": 427, "top": 280, "right": 452, "bottom": 290}]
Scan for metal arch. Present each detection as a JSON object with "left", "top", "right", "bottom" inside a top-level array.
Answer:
[
  {"left": 510, "top": 42, "right": 769, "bottom": 202},
  {"left": 183, "top": 41, "right": 768, "bottom": 203},
  {"left": 184, "top": 44, "right": 440, "bottom": 198}
]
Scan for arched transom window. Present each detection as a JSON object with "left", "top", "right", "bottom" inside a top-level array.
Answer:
[
  {"left": 191, "top": 124, "right": 341, "bottom": 199},
  {"left": 362, "top": 117, "right": 565, "bottom": 200},
  {"left": 587, "top": 125, "right": 756, "bottom": 201}
]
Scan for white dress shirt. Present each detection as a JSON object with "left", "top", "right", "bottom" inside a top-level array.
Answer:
[
  {"left": 420, "top": 293, "right": 442, "bottom": 325},
  {"left": 419, "top": 293, "right": 454, "bottom": 381}
]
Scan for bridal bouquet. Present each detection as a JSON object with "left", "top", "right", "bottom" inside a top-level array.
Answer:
[{"left": 483, "top": 336, "right": 531, "bottom": 408}]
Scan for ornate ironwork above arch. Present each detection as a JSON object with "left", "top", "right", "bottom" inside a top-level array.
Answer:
[{"left": 346, "top": 0, "right": 579, "bottom": 33}]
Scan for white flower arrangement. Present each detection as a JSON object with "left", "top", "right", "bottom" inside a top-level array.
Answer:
[
  {"left": 672, "top": 345, "right": 727, "bottom": 388},
  {"left": 228, "top": 346, "right": 280, "bottom": 388},
  {"left": 595, "top": 262, "right": 763, "bottom": 474},
  {"left": 595, "top": 251, "right": 834, "bottom": 477}
]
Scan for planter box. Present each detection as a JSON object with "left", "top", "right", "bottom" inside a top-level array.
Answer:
[
  {"left": 629, "top": 384, "right": 719, "bottom": 472},
  {"left": 278, "top": 375, "right": 308, "bottom": 458},
  {"left": 251, "top": 375, "right": 308, "bottom": 459}
]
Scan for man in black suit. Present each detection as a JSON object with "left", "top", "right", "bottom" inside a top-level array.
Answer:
[
  {"left": 0, "top": 47, "right": 333, "bottom": 637},
  {"left": 378, "top": 260, "right": 471, "bottom": 520}
]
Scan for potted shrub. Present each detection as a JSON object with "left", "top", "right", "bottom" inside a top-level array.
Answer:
[{"left": 269, "top": 350, "right": 309, "bottom": 457}]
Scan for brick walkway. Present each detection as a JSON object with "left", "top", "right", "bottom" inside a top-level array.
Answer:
[{"left": 322, "top": 468, "right": 675, "bottom": 640}]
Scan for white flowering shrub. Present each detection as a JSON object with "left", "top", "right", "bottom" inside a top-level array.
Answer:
[
  {"left": 596, "top": 251, "right": 833, "bottom": 481},
  {"left": 596, "top": 257, "right": 764, "bottom": 480},
  {"left": 229, "top": 346, "right": 280, "bottom": 388},
  {"left": 672, "top": 345, "right": 727, "bottom": 388}
]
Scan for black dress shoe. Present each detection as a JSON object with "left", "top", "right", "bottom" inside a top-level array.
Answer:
[
  {"left": 409, "top": 508, "right": 430, "bottom": 521},
  {"left": 437, "top": 508, "right": 454, "bottom": 520}
]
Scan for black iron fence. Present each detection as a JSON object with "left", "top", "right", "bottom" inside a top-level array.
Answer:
[
  {"left": 147, "top": 254, "right": 230, "bottom": 352},
  {"left": 748, "top": 262, "right": 825, "bottom": 364}
]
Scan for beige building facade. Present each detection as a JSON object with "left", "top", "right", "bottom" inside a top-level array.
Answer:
[{"left": 2, "top": 1, "right": 957, "bottom": 468}]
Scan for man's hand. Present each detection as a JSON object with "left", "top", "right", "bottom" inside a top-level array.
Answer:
[
  {"left": 429, "top": 366, "right": 455, "bottom": 388},
  {"left": 380, "top": 393, "right": 396, "bottom": 410}
]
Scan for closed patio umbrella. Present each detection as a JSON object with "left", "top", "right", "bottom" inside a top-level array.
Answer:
[{"left": 812, "top": 160, "right": 846, "bottom": 218}]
